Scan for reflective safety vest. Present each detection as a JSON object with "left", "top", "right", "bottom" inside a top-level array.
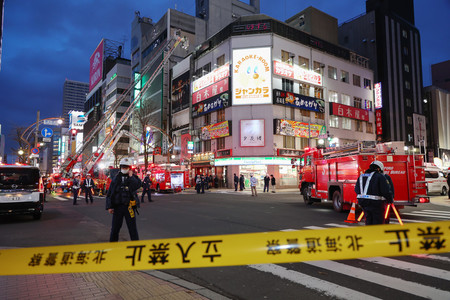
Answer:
[{"left": 357, "top": 172, "right": 384, "bottom": 200}]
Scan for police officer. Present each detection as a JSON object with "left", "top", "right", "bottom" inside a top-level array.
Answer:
[
  {"left": 72, "top": 174, "right": 81, "bottom": 205},
  {"left": 83, "top": 173, "right": 95, "bottom": 204},
  {"left": 355, "top": 161, "right": 393, "bottom": 225},
  {"left": 106, "top": 157, "right": 142, "bottom": 242},
  {"left": 141, "top": 171, "right": 153, "bottom": 202}
]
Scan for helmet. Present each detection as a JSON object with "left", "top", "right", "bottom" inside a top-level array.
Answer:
[
  {"left": 371, "top": 160, "right": 384, "bottom": 171},
  {"left": 146, "top": 171, "right": 151, "bottom": 175},
  {"left": 119, "top": 157, "right": 132, "bottom": 167}
]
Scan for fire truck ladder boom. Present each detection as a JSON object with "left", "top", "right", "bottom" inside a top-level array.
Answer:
[{"left": 82, "top": 35, "right": 186, "bottom": 173}]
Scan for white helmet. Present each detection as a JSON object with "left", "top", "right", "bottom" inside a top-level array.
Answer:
[
  {"left": 371, "top": 160, "right": 384, "bottom": 171},
  {"left": 119, "top": 157, "right": 132, "bottom": 167}
]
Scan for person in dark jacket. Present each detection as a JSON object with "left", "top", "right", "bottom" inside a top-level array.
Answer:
[
  {"left": 234, "top": 173, "right": 239, "bottom": 191},
  {"left": 270, "top": 175, "right": 276, "bottom": 193},
  {"left": 82, "top": 173, "right": 95, "bottom": 204},
  {"left": 72, "top": 174, "right": 81, "bottom": 205},
  {"left": 382, "top": 172, "right": 395, "bottom": 224},
  {"left": 106, "top": 158, "right": 142, "bottom": 242},
  {"left": 141, "top": 172, "right": 153, "bottom": 202},
  {"left": 355, "top": 161, "right": 393, "bottom": 225},
  {"left": 263, "top": 174, "right": 270, "bottom": 192},
  {"left": 239, "top": 174, "right": 245, "bottom": 191}
]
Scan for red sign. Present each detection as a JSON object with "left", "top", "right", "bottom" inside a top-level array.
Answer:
[
  {"left": 180, "top": 133, "right": 192, "bottom": 160},
  {"left": 192, "top": 63, "right": 230, "bottom": 93},
  {"left": 192, "top": 78, "right": 229, "bottom": 105},
  {"left": 31, "top": 148, "right": 39, "bottom": 154},
  {"left": 89, "top": 40, "right": 104, "bottom": 92},
  {"left": 201, "top": 121, "right": 231, "bottom": 140},
  {"left": 330, "top": 102, "right": 369, "bottom": 122},
  {"left": 376, "top": 109, "right": 383, "bottom": 135},
  {"left": 273, "top": 61, "right": 294, "bottom": 79}
]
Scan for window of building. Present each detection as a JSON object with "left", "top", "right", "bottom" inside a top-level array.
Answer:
[
  {"left": 217, "top": 109, "right": 225, "bottom": 122},
  {"left": 300, "top": 138, "right": 309, "bottom": 149},
  {"left": 406, "top": 98, "right": 412, "bottom": 107},
  {"left": 341, "top": 94, "right": 351, "bottom": 105},
  {"left": 328, "top": 66, "right": 337, "bottom": 80},
  {"left": 364, "top": 78, "right": 372, "bottom": 90},
  {"left": 403, "top": 46, "right": 409, "bottom": 56},
  {"left": 216, "top": 54, "right": 225, "bottom": 67},
  {"left": 402, "top": 30, "right": 408, "bottom": 38},
  {"left": 355, "top": 120, "right": 363, "bottom": 132},
  {"left": 405, "top": 81, "right": 411, "bottom": 90},
  {"left": 281, "top": 50, "right": 293, "bottom": 65},
  {"left": 329, "top": 91, "right": 338, "bottom": 103},
  {"left": 204, "top": 113, "right": 211, "bottom": 125},
  {"left": 299, "top": 83, "right": 310, "bottom": 96},
  {"left": 301, "top": 110, "right": 310, "bottom": 117},
  {"left": 204, "top": 140, "right": 211, "bottom": 152},
  {"left": 203, "top": 63, "right": 211, "bottom": 73},
  {"left": 314, "top": 87, "right": 323, "bottom": 99},
  {"left": 365, "top": 99, "right": 373, "bottom": 111},
  {"left": 342, "top": 118, "right": 351, "bottom": 130},
  {"left": 353, "top": 97, "right": 362, "bottom": 109},
  {"left": 353, "top": 74, "right": 361, "bottom": 87},
  {"left": 216, "top": 137, "right": 225, "bottom": 150},
  {"left": 329, "top": 116, "right": 339, "bottom": 128},
  {"left": 283, "top": 136, "right": 295, "bottom": 149},
  {"left": 315, "top": 112, "right": 325, "bottom": 120},
  {"left": 299, "top": 56, "right": 309, "bottom": 69},
  {"left": 282, "top": 78, "right": 294, "bottom": 92},
  {"left": 407, "top": 116, "right": 412, "bottom": 125},
  {"left": 194, "top": 141, "right": 201, "bottom": 154},
  {"left": 366, "top": 123, "right": 374, "bottom": 134},
  {"left": 313, "top": 61, "right": 324, "bottom": 75},
  {"left": 341, "top": 70, "right": 349, "bottom": 83},
  {"left": 404, "top": 64, "right": 410, "bottom": 73}
]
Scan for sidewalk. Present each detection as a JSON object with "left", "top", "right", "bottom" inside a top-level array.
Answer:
[{"left": 0, "top": 269, "right": 229, "bottom": 300}]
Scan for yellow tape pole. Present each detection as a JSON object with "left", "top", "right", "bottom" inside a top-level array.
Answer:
[{"left": 1, "top": 221, "right": 449, "bottom": 276}]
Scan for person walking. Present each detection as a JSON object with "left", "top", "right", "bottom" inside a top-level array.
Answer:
[
  {"left": 106, "top": 157, "right": 142, "bottom": 242},
  {"left": 72, "top": 174, "right": 81, "bottom": 205},
  {"left": 250, "top": 174, "right": 258, "bottom": 196},
  {"left": 270, "top": 175, "right": 276, "bottom": 193},
  {"left": 263, "top": 174, "right": 270, "bottom": 192},
  {"left": 239, "top": 174, "right": 245, "bottom": 191},
  {"left": 141, "top": 172, "right": 153, "bottom": 202},
  {"left": 82, "top": 173, "right": 95, "bottom": 204},
  {"left": 195, "top": 175, "right": 201, "bottom": 194},
  {"left": 354, "top": 161, "right": 393, "bottom": 225},
  {"left": 234, "top": 173, "right": 239, "bottom": 191},
  {"left": 200, "top": 175, "right": 205, "bottom": 194}
]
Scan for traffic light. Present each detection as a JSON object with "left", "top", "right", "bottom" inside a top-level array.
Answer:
[{"left": 71, "top": 129, "right": 77, "bottom": 141}]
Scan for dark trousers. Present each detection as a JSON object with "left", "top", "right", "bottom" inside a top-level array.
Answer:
[
  {"left": 85, "top": 188, "right": 93, "bottom": 203},
  {"left": 141, "top": 189, "right": 152, "bottom": 202},
  {"left": 263, "top": 183, "right": 269, "bottom": 192},
  {"left": 234, "top": 182, "right": 238, "bottom": 191},
  {"left": 72, "top": 189, "right": 79, "bottom": 205},
  {"left": 358, "top": 199, "right": 384, "bottom": 225},
  {"left": 239, "top": 182, "right": 244, "bottom": 191},
  {"left": 110, "top": 204, "right": 139, "bottom": 242}
]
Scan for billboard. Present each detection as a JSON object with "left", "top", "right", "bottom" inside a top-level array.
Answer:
[
  {"left": 274, "top": 119, "right": 327, "bottom": 139},
  {"left": 201, "top": 121, "right": 231, "bottom": 140},
  {"left": 171, "top": 71, "right": 190, "bottom": 113},
  {"left": 193, "top": 78, "right": 229, "bottom": 105},
  {"left": 273, "top": 89, "right": 325, "bottom": 112},
  {"left": 329, "top": 102, "right": 369, "bottom": 122},
  {"left": 180, "top": 133, "right": 192, "bottom": 160},
  {"left": 240, "top": 119, "right": 265, "bottom": 147},
  {"left": 192, "top": 63, "right": 230, "bottom": 93},
  {"left": 89, "top": 40, "right": 104, "bottom": 91},
  {"left": 232, "top": 47, "right": 272, "bottom": 105},
  {"left": 192, "top": 92, "right": 230, "bottom": 118},
  {"left": 413, "top": 113, "right": 427, "bottom": 147},
  {"left": 69, "top": 111, "right": 87, "bottom": 130},
  {"left": 273, "top": 61, "right": 322, "bottom": 86},
  {"left": 374, "top": 82, "right": 382, "bottom": 109}
]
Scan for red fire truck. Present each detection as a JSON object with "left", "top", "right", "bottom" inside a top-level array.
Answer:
[
  {"left": 298, "top": 141, "right": 429, "bottom": 212},
  {"left": 148, "top": 165, "right": 190, "bottom": 193}
]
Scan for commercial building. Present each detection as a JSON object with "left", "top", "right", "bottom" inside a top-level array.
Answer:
[
  {"left": 178, "top": 14, "right": 375, "bottom": 188},
  {"left": 339, "top": 0, "right": 424, "bottom": 147},
  {"left": 62, "top": 80, "right": 89, "bottom": 128}
]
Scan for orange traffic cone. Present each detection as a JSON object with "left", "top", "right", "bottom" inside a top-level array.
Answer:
[{"left": 345, "top": 201, "right": 358, "bottom": 223}]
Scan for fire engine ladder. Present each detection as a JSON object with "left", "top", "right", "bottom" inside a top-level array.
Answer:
[
  {"left": 60, "top": 32, "right": 187, "bottom": 176},
  {"left": 323, "top": 141, "right": 377, "bottom": 159},
  {"left": 81, "top": 34, "right": 187, "bottom": 174}
]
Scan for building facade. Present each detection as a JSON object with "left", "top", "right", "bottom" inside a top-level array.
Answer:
[
  {"left": 339, "top": 0, "right": 424, "bottom": 147},
  {"left": 62, "top": 80, "right": 89, "bottom": 128}
]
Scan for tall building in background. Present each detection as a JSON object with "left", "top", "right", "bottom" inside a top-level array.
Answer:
[
  {"left": 339, "top": 0, "right": 424, "bottom": 148},
  {"left": 431, "top": 60, "right": 450, "bottom": 92},
  {"left": 0, "top": 0, "right": 4, "bottom": 70},
  {"left": 62, "top": 79, "right": 89, "bottom": 127}
]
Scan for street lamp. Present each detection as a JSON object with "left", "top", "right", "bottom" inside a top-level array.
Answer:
[{"left": 18, "top": 149, "right": 24, "bottom": 156}]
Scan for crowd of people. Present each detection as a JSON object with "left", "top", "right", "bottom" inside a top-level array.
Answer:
[{"left": 194, "top": 174, "right": 220, "bottom": 193}]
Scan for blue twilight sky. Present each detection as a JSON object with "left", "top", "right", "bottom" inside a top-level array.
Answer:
[{"left": 0, "top": 0, "right": 449, "bottom": 160}]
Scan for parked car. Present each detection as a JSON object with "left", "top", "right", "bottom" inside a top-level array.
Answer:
[
  {"left": 0, "top": 164, "right": 44, "bottom": 219},
  {"left": 425, "top": 165, "right": 448, "bottom": 195}
]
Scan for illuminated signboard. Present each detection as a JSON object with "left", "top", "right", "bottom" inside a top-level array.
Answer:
[
  {"left": 192, "top": 63, "right": 230, "bottom": 93},
  {"left": 89, "top": 40, "right": 104, "bottom": 92},
  {"left": 376, "top": 109, "right": 382, "bottom": 135},
  {"left": 273, "top": 89, "right": 324, "bottom": 112},
  {"left": 240, "top": 119, "right": 265, "bottom": 147},
  {"left": 69, "top": 111, "right": 87, "bottom": 130},
  {"left": 201, "top": 121, "right": 231, "bottom": 140},
  {"left": 232, "top": 47, "right": 272, "bottom": 105},
  {"left": 193, "top": 78, "right": 229, "bottom": 105},
  {"left": 274, "top": 119, "right": 327, "bottom": 139},
  {"left": 273, "top": 60, "right": 322, "bottom": 86},
  {"left": 192, "top": 92, "right": 230, "bottom": 118},
  {"left": 233, "top": 22, "right": 271, "bottom": 33},
  {"left": 181, "top": 133, "right": 192, "bottom": 159},
  {"left": 374, "top": 82, "right": 382, "bottom": 109},
  {"left": 329, "top": 102, "right": 369, "bottom": 122},
  {"left": 171, "top": 71, "right": 190, "bottom": 113},
  {"left": 215, "top": 157, "right": 292, "bottom": 166},
  {"left": 187, "top": 141, "right": 194, "bottom": 154}
]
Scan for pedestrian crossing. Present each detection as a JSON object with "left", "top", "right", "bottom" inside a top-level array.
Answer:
[{"left": 251, "top": 222, "right": 450, "bottom": 300}]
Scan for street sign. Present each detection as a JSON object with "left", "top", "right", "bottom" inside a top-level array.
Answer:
[
  {"left": 31, "top": 148, "right": 40, "bottom": 154},
  {"left": 42, "top": 137, "right": 52, "bottom": 143},
  {"left": 43, "top": 120, "right": 60, "bottom": 126},
  {"left": 41, "top": 127, "right": 53, "bottom": 138}
]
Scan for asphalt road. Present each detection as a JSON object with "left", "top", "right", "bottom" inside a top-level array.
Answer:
[{"left": 1, "top": 190, "right": 450, "bottom": 299}]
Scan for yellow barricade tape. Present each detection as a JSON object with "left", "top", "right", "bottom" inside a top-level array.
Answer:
[{"left": 1, "top": 221, "right": 449, "bottom": 276}]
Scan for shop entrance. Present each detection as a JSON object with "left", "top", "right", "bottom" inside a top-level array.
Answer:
[{"left": 239, "top": 165, "right": 268, "bottom": 189}]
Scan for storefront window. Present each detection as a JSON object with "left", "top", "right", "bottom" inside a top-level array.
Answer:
[
  {"left": 279, "top": 166, "right": 297, "bottom": 186},
  {"left": 239, "top": 165, "right": 268, "bottom": 189}
]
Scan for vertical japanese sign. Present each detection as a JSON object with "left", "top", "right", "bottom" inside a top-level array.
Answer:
[
  {"left": 240, "top": 119, "right": 265, "bottom": 147},
  {"left": 413, "top": 113, "right": 427, "bottom": 147},
  {"left": 374, "top": 82, "right": 382, "bottom": 109},
  {"left": 376, "top": 109, "right": 382, "bottom": 135},
  {"left": 89, "top": 40, "right": 104, "bottom": 92},
  {"left": 180, "top": 133, "right": 192, "bottom": 161},
  {"left": 232, "top": 47, "right": 272, "bottom": 105}
]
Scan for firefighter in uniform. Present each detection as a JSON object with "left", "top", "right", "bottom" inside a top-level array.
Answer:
[
  {"left": 83, "top": 173, "right": 95, "bottom": 204},
  {"left": 106, "top": 158, "right": 142, "bottom": 242},
  {"left": 141, "top": 172, "right": 153, "bottom": 202},
  {"left": 72, "top": 174, "right": 81, "bottom": 205},
  {"left": 355, "top": 161, "right": 393, "bottom": 225}
]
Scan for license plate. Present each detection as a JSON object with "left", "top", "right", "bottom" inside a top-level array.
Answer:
[{"left": 10, "top": 196, "right": 21, "bottom": 201}]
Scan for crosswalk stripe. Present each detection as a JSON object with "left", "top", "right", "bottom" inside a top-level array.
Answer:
[
  {"left": 249, "top": 264, "right": 381, "bottom": 300},
  {"left": 422, "top": 210, "right": 450, "bottom": 215},
  {"left": 402, "top": 212, "right": 450, "bottom": 219},
  {"left": 411, "top": 254, "right": 450, "bottom": 263},
  {"left": 390, "top": 218, "right": 430, "bottom": 223},
  {"left": 53, "top": 196, "right": 68, "bottom": 201},
  {"left": 362, "top": 257, "right": 450, "bottom": 280},
  {"left": 413, "top": 210, "right": 450, "bottom": 216},
  {"left": 324, "top": 223, "right": 350, "bottom": 228},
  {"left": 303, "top": 226, "right": 326, "bottom": 230},
  {"left": 304, "top": 260, "right": 450, "bottom": 299}
]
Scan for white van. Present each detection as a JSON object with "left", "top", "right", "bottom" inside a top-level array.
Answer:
[
  {"left": 0, "top": 165, "right": 44, "bottom": 219},
  {"left": 424, "top": 165, "right": 448, "bottom": 195}
]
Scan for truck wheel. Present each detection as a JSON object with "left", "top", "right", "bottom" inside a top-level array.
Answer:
[
  {"left": 33, "top": 212, "right": 42, "bottom": 220},
  {"left": 442, "top": 186, "right": 448, "bottom": 196},
  {"left": 156, "top": 185, "right": 161, "bottom": 193},
  {"left": 332, "top": 190, "right": 343, "bottom": 212},
  {"left": 302, "top": 186, "right": 313, "bottom": 205}
]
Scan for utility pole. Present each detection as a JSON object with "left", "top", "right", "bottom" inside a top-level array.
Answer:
[{"left": 34, "top": 111, "right": 40, "bottom": 167}]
